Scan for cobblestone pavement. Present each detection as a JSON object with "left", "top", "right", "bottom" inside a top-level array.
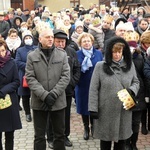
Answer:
[{"left": 3, "top": 103, "right": 150, "bottom": 150}]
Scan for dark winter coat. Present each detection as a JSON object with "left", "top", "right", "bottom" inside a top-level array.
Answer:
[
  {"left": 132, "top": 52, "right": 147, "bottom": 111},
  {"left": 15, "top": 45, "right": 37, "bottom": 96},
  {"left": 0, "top": 20, "right": 10, "bottom": 39},
  {"left": 75, "top": 48, "right": 103, "bottom": 115},
  {"left": 143, "top": 57, "right": 150, "bottom": 98},
  {"left": 65, "top": 46, "right": 80, "bottom": 96},
  {"left": 0, "top": 58, "right": 22, "bottom": 132}
]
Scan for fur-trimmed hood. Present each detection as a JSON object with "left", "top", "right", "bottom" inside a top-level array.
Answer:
[{"left": 103, "top": 36, "right": 132, "bottom": 75}]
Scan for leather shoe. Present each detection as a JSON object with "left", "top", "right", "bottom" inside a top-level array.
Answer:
[
  {"left": 83, "top": 127, "right": 89, "bottom": 140},
  {"left": 48, "top": 141, "right": 53, "bottom": 149},
  {"left": 65, "top": 137, "right": 72, "bottom": 147},
  {"left": 141, "top": 125, "right": 148, "bottom": 135},
  {"left": 26, "top": 114, "right": 32, "bottom": 122}
]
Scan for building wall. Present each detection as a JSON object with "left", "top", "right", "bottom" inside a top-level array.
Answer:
[
  {"left": 38, "top": 0, "right": 99, "bottom": 12},
  {"left": 0, "top": 0, "right": 11, "bottom": 11}
]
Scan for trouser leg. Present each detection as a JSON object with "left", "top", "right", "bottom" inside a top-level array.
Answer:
[
  {"left": 46, "top": 113, "right": 53, "bottom": 142},
  {"left": 5, "top": 131, "right": 14, "bottom": 150},
  {"left": 82, "top": 115, "right": 89, "bottom": 140},
  {"left": 50, "top": 108, "right": 66, "bottom": 150},
  {"left": 100, "top": 140, "right": 111, "bottom": 150},
  {"left": 141, "top": 109, "right": 148, "bottom": 134},
  {"left": 22, "top": 95, "right": 31, "bottom": 115},
  {"left": 0, "top": 132, "right": 2, "bottom": 150},
  {"left": 114, "top": 140, "right": 126, "bottom": 150},
  {"left": 148, "top": 103, "right": 150, "bottom": 130},
  {"left": 65, "top": 96, "right": 72, "bottom": 137},
  {"left": 33, "top": 110, "right": 48, "bottom": 150}
]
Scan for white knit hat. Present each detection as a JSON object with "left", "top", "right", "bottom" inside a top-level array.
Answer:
[
  {"left": 75, "top": 20, "right": 83, "bottom": 30},
  {"left": 125, "top": 22, "right": 134, "bottom": 32},
  {"left": 115, "top": 22, "right": 126, "bottom": 31},
  {"left": 22, "top": 30, "right": 33, "bottom": 40}
]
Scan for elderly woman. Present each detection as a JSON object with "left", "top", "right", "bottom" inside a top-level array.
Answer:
[
  {"left": 0, "top": 39, "right": 22, "bottom": 150},
  {"left": 88, "top": 36, "right": 139, "bottom": 150},
  {"left": 75, "top": 33, "right": 103, "bottom": 140}
]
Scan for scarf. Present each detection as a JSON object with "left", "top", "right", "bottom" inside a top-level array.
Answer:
[
  {"left": 81, "top": 48, "right": 93, "bottom": 73},
  {"left": 112, "top": 56, "right": 124, "bottom": 66},
  {"left": 0, "top": 50, "right": 11, "bottom": 68}
]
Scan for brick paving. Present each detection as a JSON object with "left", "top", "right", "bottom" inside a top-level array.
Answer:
[{"left": 3, "top": 102, "right": 150, "bottom": 150}]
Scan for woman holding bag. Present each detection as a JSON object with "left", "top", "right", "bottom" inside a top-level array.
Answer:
[
  {"left": 88, "top": 36, "right": 139, "bottom": 150},
  {"left": 15, "top": 30, "right": 37, "bottom": 122},
  {"left": 0, "top": 39, "right": 22, "bottom": 150}
]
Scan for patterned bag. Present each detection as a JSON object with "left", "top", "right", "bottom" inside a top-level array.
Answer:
[{"left": 0, "top": 94, "right": 12, "bottom": 110}]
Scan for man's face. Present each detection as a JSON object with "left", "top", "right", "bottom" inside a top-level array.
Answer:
[
  {"left": 54, "top": 38, "right": 66, "bottom": 49},
  {"left": 115, "top": 28, "right": 126, "bottom": 38},
  {"left": 0, "top": 15, "right": 4, "bottom": 21},
  {"left": 139, "top": 20, "right": 149, "bottom": 31},
  {"left": 102, "top": 21, "right": 111, "bottom": 29},
  {"left": 39, "top": 30, "right": 54, "bottom": 48}
]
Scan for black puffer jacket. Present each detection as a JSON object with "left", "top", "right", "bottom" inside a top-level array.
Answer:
[
  {"left": 132, "top": 51, "right": 147, "bottom": 111},
  {"left": 65, "top": 46, "right": 80, "bottom": 96}
]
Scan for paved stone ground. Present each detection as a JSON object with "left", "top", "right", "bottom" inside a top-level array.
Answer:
[{"left": 2, "top": 102, "right": 150, "bottom": 150}]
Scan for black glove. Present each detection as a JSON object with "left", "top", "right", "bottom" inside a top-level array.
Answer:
[
  {"left": 44, "top": 93, "right": 56, "bottom": 110},
  {"left": 90, "top": 111, "right": 99, "bottom": 119},
  {"left": 126, "top": 88, "right": 135, "bottom": 97}
]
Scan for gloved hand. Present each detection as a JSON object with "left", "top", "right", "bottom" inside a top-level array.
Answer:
[
  {"left": 44, "top": 93, "right": 56, "bottom": 110},
  {"left": 90, "top": 111, "right": 99, "bottom": 119},
  {"left": 126, "top": 88, "right": 135, "bottom": 97},
  {"left": 145, "top": 97, "right": 150, "bottom": 103}
]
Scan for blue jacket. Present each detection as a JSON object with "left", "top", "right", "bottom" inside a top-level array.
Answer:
[
  {"left": 75, "top": 48, "right": 103, "bottom": 115},
  {"left": 15, "top": 45, "right": 37, "bottom": 96}
]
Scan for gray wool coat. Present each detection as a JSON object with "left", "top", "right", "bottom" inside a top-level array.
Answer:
[
  {"left": 88, "top": 61, "right": 139, "bottom": 142},
  {"left": 25, "top": 47, "right": 70, "bottom": 111}
]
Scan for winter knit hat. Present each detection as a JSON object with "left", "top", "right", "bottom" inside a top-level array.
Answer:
[
  {"left": 115, "top": 22, "right": 126, "bottom": 31},
  {"left": 124, "top": 22, "right": 135, "bottom": 32},
  {"left": 75, "top": 21, "right": 83, "bottom": 30},
  {"left": 22, "top": 30, "right": 33, "bottom": 40}
]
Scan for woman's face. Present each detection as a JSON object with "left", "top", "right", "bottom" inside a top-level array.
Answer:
[
  {"left": 0, "top": 45, "right": 6, "bottom": 57},
  {"left": 112, "top": 49, "right": 123, "bottom": 62},
  {"left": 16, "top": 19, "right": 21, "bottom": 26},
  {"left": 9, "top": 33, "right": 18, "bottom": 39},
  {"left": 81, "top": 36, "right": 93, "bottom": 50},
  {"left": 76, "top": 26, "right": 83, "bottom": 34}
]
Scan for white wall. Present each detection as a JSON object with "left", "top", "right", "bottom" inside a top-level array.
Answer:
[{"left": 0, "top": 0, "right": 11, "bottom": 11}]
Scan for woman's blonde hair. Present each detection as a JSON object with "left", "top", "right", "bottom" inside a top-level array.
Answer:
[
  {"left": 78, "top": 33, "right": 94, "bottom": 47},
  {"left": 8, "top": 28, "right": 18, "bottom": 36}
]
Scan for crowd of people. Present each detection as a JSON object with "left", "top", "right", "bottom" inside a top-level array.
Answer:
[{"left": 0, "top": 2, "right": 150, "bottom": 150}]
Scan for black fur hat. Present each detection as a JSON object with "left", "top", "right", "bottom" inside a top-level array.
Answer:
[{"left": 103, "top": 36, "right": 132, "bottom": 75}]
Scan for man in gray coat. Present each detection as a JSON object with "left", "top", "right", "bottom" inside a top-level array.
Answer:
[{"left": 25, "top": 28, "right": 70, "bottom": 150}]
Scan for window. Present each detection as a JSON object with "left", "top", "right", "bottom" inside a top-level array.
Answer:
[{"left": 70, "top": 0, "right": 80, "bottom": 7}]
